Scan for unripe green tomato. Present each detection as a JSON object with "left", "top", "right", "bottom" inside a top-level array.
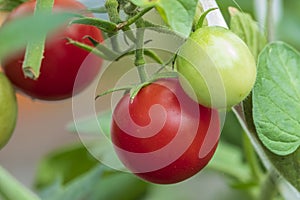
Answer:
[
  {"left": 0, "top": 72, "right": 17, "bottom": 149},
  {"left": 176, "top": 26, "right": 256, "bottom": 109}
]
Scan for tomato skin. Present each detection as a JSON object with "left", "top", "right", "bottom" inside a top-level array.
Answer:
[
  {"left": 0, "top": 73, "right": 17, "bottom": 150},
  {"left": 111, "top": 78, "right": 220, "bottom": 184},
  {"left": 2, "top": 0, "right": 103, "bottom": 100},
  {"left": 176, "top": 26, "right": 256, "bottom": 109}
]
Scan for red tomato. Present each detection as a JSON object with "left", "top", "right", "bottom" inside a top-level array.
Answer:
[
  {"left": 111, "top": 78, "right": 220, "bottom": 184},
  {"left": 2, "top": 0, "right": 103, "bottom": 100}
]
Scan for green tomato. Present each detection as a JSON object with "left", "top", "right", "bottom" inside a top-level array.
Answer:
[
  {"left": 0, "top": 72, "right": 17, "bottom": 149},
  {"left": 176, "top": 26, "right": 256, "bottom": 109}
]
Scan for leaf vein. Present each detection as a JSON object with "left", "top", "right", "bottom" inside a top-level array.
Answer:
[
  {"left": 273, "top": 47, "right": 300, "bottom": 100},
  {"left": 256, "top": 104, "right": 300, "bottom": 141},
  {"left": 257, "top": 119, "right": 299, "bottom": 142},
  {"left": 262, "top": 70, "right": 300, "bottom": 104},
  {"left": 260, "top": 91, "right": 300, "bottom": 127}
]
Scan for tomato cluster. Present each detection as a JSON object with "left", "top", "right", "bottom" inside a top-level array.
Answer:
[
  {"left": 1, "top": 0, "right": 103, "bottom": 100},
  {"left": 110, "top": 26, "right": 256, "bottom": 183},
  {"left": 0, "top": 0, "right": 257, "bottom": 186}
]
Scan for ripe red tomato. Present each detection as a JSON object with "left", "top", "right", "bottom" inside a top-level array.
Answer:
[
  {"left": 111, "top": 78, "right": 220, "bottom": 184},
  {"left": 1, "top": 0, "right": 103, "bottom": 100}
]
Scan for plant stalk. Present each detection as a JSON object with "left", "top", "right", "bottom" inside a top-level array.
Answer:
[
  {"left": 105, "top": 0, "right": 122, "bottom": 52},
  {"left": 134, "top": 19, "right": 148, "bottom": 83},
  {"left": 0, "top": 166, "right": 40, "bottom": 200},
  {"left": 243, "top": 132, "right": 263, "bottom": 182},
  {"left": 259, "top": 172, "right": 277, "bottom": 200},
  {"left": 118, "top": 6, "right": 154, "bottom": 30},
  {"left": 105, "top": 0, "right": 121, "bottom": 24},
  {"left": 266, "top": 0, "right": 275, "bottom": 42}
]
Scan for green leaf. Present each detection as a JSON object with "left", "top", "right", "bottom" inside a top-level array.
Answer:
[
  {"left": 0, "top": 0, "right": 27, "bottom": 11},
  {"left": 130, "top": 0, "right": 198, "bottom": 38},
  {"left": 130, "top": 0, "right": 157, "bottom": 7},
  {"left": 0, "top": 12, "right": 75, "bottom": 60},
  {"left": 43, "top": 166, "right": 106, "bottom": 200},
  {"left": 66, "top": 37, "right": 114, "bottom": 60},
  {"left": 34, "top": 143, "right": 98, "bottom": 189},
  {"left": 34, "top": 141, "right": 148, "bottom": 199},
  {"left": 207, "top": 141, "right": 251, "bottom": 182},
  {"left": 194, "top": 8, "right": 217, "bottom": 30},
  {"left": 40, "top": 171, "right": 149, "bottom": 200},
  {"left": 87, "top": 173, "right": 148, "bottom": 200},
  {"left": 253, "top": 41, "right": 300, "bottom": 156},
  {"left": 232, "top": 107, "right": 300, "bottom": 195},
  {"left": 229, "top": 7, "right": 267, "bottom": 60},
  {"left": 71, "top": 17, "right": 117, "bottom": 33},
  {"left": 36, "top": 154, "right": 148, "bottom": 200}
]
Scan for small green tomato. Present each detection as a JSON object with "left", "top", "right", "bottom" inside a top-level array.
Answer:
[
  {"left": 176, "top": 26, "right": 256, "bottom": 109},
  {"left": 0, "top": 72, "right": 17, "bottom": 149}
]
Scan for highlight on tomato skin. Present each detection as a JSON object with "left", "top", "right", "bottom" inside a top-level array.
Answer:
[
  {"left": 1, "top": 0, "right": 103, "bottom": 101},
  {"left": 111, "top": 78, "right": 220, "bottom": 184}
]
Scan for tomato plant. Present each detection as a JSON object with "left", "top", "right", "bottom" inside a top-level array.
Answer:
[
  {"left": 111, "top": 78, "right": 220, "bottom": 184},
  {"left": 0, "top": 0, "right": 299, "bottom": 200},
  {"left": 1, "top": 0, "right": 103, "bottom": 100},
  {"left": 0, "top": 73, "right": 17, "bottom": 149},
  {"left": 176, "top": 26, "right": 257, "bottom": 109}
]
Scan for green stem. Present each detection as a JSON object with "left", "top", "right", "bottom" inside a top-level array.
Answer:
[
  {"left": 22, "top": 0, "right": 54, "bottom": 79},
  {"left": 258, "top": 171, "right": 277, "bottom": 200},
  {"left": 105, "top": 0, "right": 121, "bottom": 24},
  {"left": 105, "top": 0, "right": 122, "bottom": 52},
  {"left": 88, "top": 6, "right": 107, "bottom": 13},
  {"left": 66, "top": 38, "right": 114, "bottom": 60},
  {"left": 135, "top": 19, "right": 148, "bottom": 83},
  {"left": 0, "top": 166, "right": 40, "bottom": 200},
  {"left": 243, "top": 131, "right": 263, "bottom": 182},
  {"left": 116, "top": 48, "right": 163, "bottom": 64},
  {"left": 117, "top": 6, "right": 154, "bottom": 30},
  {"left": 266, "top": 0, "right": 275, "bottom": 42},
  {"left": 121, "top": 26, "right": 136, "bottom": 43},
  {"left": 71, "top": 17, "right": 117, "bottom": 33},
  {"left": 95, "top": 85, "right": 133, "bottom": 100}
]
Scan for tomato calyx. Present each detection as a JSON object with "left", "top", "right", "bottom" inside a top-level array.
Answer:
[
  {"left": 193, "top": 7, "right": 217, "bottom": 31},
  {"left": 96, "top": 70, "right": 178, "bottom": 101}
]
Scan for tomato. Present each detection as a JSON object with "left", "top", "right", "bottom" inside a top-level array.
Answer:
[
  {"left": 0, "top": 73, "right": 17, "bottom": 149},
  {"left": 176, "top": 26, "right": 256, "bottom": 109},
  {"left": 1, "top": 0, "right": 103, "bottom": 100},
  {"left": 111, "top": 78, "right": 220, "bottom": 184}
]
